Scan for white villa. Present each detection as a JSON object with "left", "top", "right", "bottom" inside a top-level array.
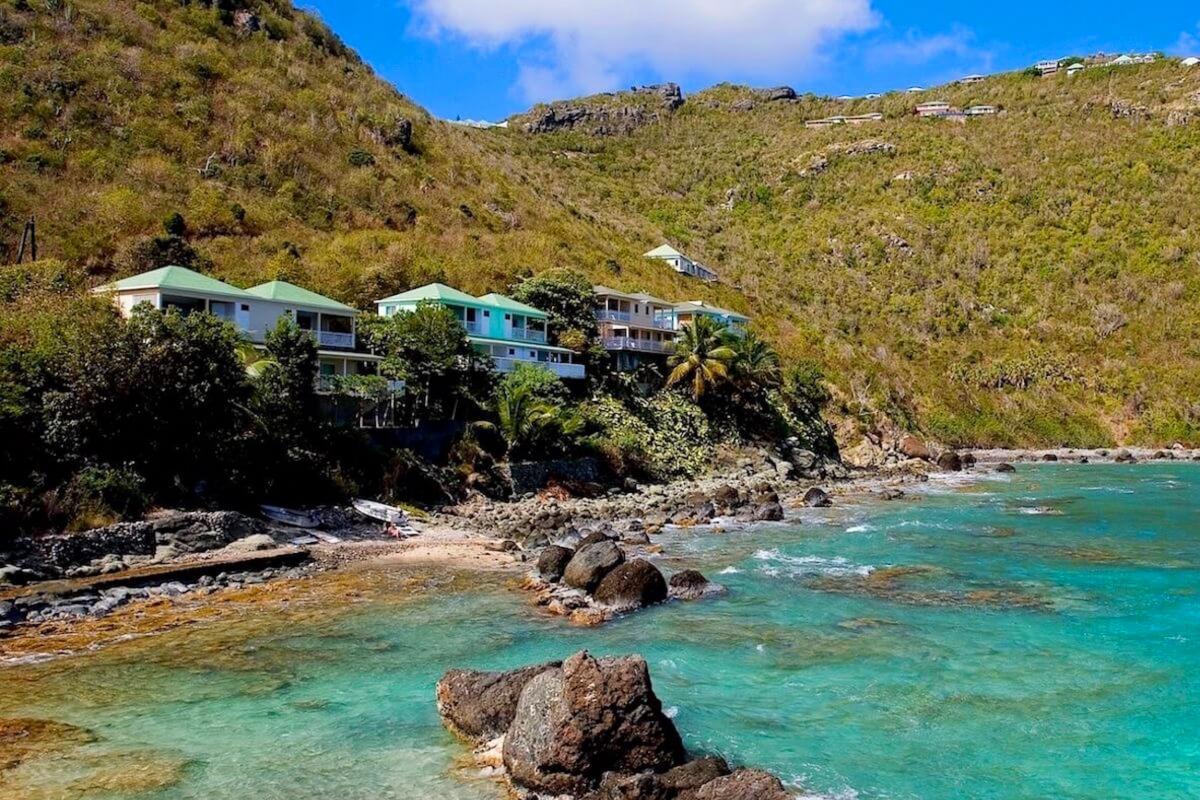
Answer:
[
  {"left": 1036, "top": 59, "right": 1060, "bottom": 76},
  {"left": 93, "top": 266, "right": 381, "bottom": 382},
  {"left": 593, "top": 285, "right": 677, "bottom": 370},
  {"left": 644, "top": 244, "right": 718, "bottom": 282},
  {"left": 915, "top": 101, "right": 953, "bottom": 118},
  {"left": 958, "top": 74, "right": 986, "bottom": 85},
  {"left": 1182, "top": 57, "right": 1199, "bottom": 68},
  {"left": 965, "top": 105, "right": 998, "bottom": 116}
]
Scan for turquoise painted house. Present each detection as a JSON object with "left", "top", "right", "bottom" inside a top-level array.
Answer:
[{"left": 376, "top": 283, "right": 585, "bottom": 379}]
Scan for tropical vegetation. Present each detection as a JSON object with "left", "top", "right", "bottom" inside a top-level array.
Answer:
[{"left": 1, "top": 0, "right": 1198, "bottom": 461}]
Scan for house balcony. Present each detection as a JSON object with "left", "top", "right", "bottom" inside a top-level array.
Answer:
[
  {"left": 312, "top": 330, "right": 355, "bottom": 350},
  {"left": 493, "top": 357, "right": 585, "bottom": 379},
  {"left": 462, "top": 320, "right": 484, "bottom": 335},
  {"left": 650, "top": 317, "right": 675, "bottom": 330},
  {"left": 508, "top": 327, "right": 547, "bottom": 343},
  {"left": 603, "top": 337, "right": 673, "bottom": 354},
  {"left": 595, "top": 309, "right": 632, "bottom": 323}
]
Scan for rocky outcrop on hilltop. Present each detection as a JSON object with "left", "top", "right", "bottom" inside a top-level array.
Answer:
[
  {"left": 437, "top": 650, "right": 796, "bottom": 799},
  {"left": 516, "top": 83, "right": 685, "bottom": 135}
]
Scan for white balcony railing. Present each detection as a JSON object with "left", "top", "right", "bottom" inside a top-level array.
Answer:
[
  {"left": 603, "top": 337, "right": 673, "bottom": 353},
  {"left": 315, "top": 330, "right": 355, "bottom": 349},
  {"left": 463, "top": 320, "right": 484, "bottom": 335},
  {"left": 595, "top": 309, "right": 632, "bottom": 323},
  {"left": 650, "top": 317, "right": 676, "bottom": 330},
  {"left": 493, "top": 357, "right": 585, "bottom": 379},
  {"left": 508, "top": 327, "right": 547, "bottom": 343}
]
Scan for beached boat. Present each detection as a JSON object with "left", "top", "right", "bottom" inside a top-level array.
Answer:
[
  {"left": 352, "top": 499, "right": 409, "bottom": 525},
  {"left": 261, "top": 504, "right": 320, "bottom": 528}
]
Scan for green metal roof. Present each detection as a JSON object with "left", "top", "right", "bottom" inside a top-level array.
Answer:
[
  {"left": 244, "top": 280, "right": 356, "bottom": 313},
  {"left": 376, "top": 283, "right": 484, "bottom": 306},
  {"left": 476, "top": 293, "right": 547, "bottom": 319},
  {"left": 98, "top": 266, "right": 252, "bottom": 299},
  {"left": 468, "top": 335, "right": 575, "bottom": 354},
  {"left": 674, "top": 300, "right": 750, "bottom": 322},
  {"left": 644, "top": 243, "right": 684, "bottom": 258}
]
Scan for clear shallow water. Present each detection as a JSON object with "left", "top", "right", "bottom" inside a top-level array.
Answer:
[{"left": 3, "top": 465, "right": 1199, "bottom": 799}]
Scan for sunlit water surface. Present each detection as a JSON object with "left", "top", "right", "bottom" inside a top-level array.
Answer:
[{"left": 2, "top": 465, "right": 1198, "bottom": 799}]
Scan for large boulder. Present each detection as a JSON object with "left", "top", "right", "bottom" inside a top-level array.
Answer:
[
  {"left": 802, "top": 487, "right": 832, "bottom": 508},
  {"left": 537, "top": 545, "right": 575, "bottom": 582},
  {"left": 662, "top": 756, "right": 732, "bottom": 795},
  {"left": 593, "top": 559, "right": 668, "bottom": 610},
  {"left": 936, "top": 451, "right": 963, "bottom": 472},
  {"left": 898, "top": 435, "right": 931, "bottom": 461},
  {"left": 502, "top": 651, "right": 686, "bottom": 795},
  {"left": 668, "top": 570, "right": 717, "bottom": 601},
  {"left": 694, "top": 769, "right": 792, "bottom": 800},
  {"left": 436, "top": 661, "right": 561, "bottom": 740},
  {"left": 750, "top": 501, "right": 784, "bottom": 521},
  {"left": 562, "top": 541, "right": 625, "bottom": 592}
]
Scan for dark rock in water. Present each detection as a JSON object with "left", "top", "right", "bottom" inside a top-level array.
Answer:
[
  {"left": 1114, "top": 450, "right": 1137, "bottom": 463},
  {"left": 1078, "top": 456, "right": 1089, "bottom": 464},
  {"left": 662, "top": 756, "right": 731, "bottom": 793},
  {"left": 1152, "top": 450, "right": 1172, "bottom": 460},
  {"left": 436, "top": 661, "right": 561, "bottom": 740},
  {"left": 594, "top": 771, "right": 673, "bottom": 800},
  {"left": 593, "top": 560, "right": 668, "bottom": 610},
  {"left": 563, "top": 541, "right": 625, "bottom": 592},
  {"left": 502, "top": 651, "right": 686, "bottom": 795},
  {"left": 668, "top": 570, "right": 718, "bottom": 601},
  {"left": 995, "top": 463, "right": 1016, "bottom": 473},
  {"left": 1041, "top": 453, "right": 1059, "bottom": 462},
  {"left": 694, "top": 768, "right": 792, "bottom": 800},
  {"left": 960, "top": 452, "right": 977, "bottom": 468},
  {"left": 802, "top": 487, "right": 832, "bottom": 508},
  {"left": 936, "top": 451, "right": 963, "bottom": 472},
  {"left": 537, "top": 545, "right": 575, "bottom": 582},
  {"left": 880, "top": 488, "right": 905, "bottom": 501},
  {"left": 750, "top": 501, "right": 784, "bottom": 521}
]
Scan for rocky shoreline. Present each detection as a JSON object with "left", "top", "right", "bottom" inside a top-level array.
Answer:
[
  {"left": 3, "top": 443, "right": 1195, "bottom": 644},
  {"left": 437, "top": 650, "right": 795, "bottom": 800}
]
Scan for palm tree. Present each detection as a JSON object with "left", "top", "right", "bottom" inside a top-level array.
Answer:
[
  {"left": 495, "top": 381, "right": 584, "bottom": 459},
  {"left": 666, "top": 316, "right": 736, "bottom": 401},
  {"left": 730, "top": 332, "right": 781, "bottom": 394}
]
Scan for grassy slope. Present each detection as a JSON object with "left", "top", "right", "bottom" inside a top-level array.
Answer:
[{"left": 2, "top": 1, "right": 1199, "bottom": 446}]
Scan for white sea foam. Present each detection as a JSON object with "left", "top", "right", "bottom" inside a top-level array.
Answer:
[
  {"left": 664, "top": 705, "right": 679, "bottom": 719},
  {"left": 718, "top": 566, "right": 742, "bottom": 575},
  {"left": 752, "top": 549, "right": 874, "bottom": 578},
  {"left": 1017, "top": 506, "right": 1063, "bottom": 515},
  {"left": 845, "top": 523, "right": 875, "bottom": 533}
]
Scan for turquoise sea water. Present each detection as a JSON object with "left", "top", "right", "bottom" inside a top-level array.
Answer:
[{"left": 3, "top": 464, "right": 1199, "bottom": 799}]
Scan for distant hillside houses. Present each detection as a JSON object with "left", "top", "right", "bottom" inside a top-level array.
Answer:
[
  {"left": 644, "top": 244, "right": 718, "bottom": 282},
  {"left": 804, "top": 112, "right": 883, "bottom": 129}
]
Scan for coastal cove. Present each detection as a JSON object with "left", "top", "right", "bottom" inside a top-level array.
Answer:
[{"left": 2, "top": 464, "right": 1199, "bottom": 800}]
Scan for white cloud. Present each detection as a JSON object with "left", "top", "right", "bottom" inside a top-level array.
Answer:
[
  {"left": 866, "top": 27, "right": 975, "bottom": 66},
  {"left": 1172, "top": 23, "right": 1200, "bottom": 56},
  {"left": 409, "top": 0, "right": 880, "bottom": 101}
]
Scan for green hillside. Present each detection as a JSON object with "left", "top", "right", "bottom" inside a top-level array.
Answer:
[{"left": 3, "top": 0, "right": 1200, "bottom": 447}]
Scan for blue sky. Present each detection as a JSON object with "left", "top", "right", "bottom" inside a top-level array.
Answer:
[{"left": 304, "top": 1, "right": 1200, "bottom": 121}]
